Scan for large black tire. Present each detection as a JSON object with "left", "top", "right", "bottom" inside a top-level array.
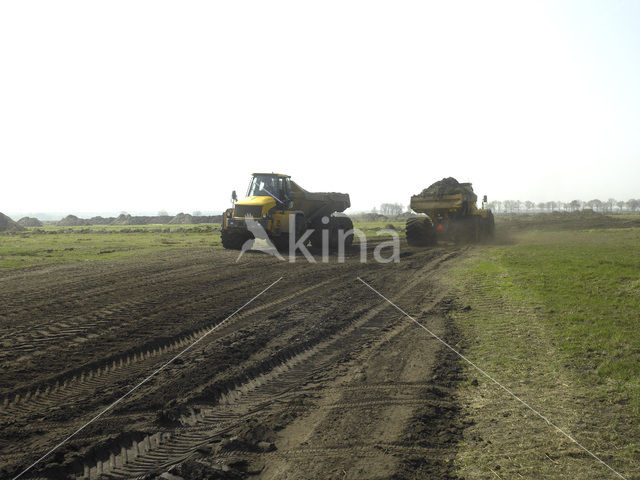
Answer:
[
  {"left": 335, "top": 216, "right": 354, "bottom": 250},
  {"left": 406, "top": 217, "right": 436, "bottom": 247},
  {"left": 310, "top": 216, "right": 353, "bottom": 251},
  {"left": 221, "top": 229, "right": 250, "bottom": 250}
]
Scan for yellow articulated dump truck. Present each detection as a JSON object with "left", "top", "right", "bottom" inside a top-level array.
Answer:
[
  {"left": 406, "top": 177, "right": 494, "bottom": 246},
  {"left": 222, "top": 173, "right": 353, "bottom": 251}
]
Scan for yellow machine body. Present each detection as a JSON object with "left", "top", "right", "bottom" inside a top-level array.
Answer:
[
  {"left": 406, "top": 180, "right": 494, "bottom": 246},
  {"left": 221, "top": 173, "right": 352, "bottom": 250}
]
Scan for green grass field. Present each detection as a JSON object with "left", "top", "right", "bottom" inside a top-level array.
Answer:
[
  {"left": 450, "top": 228, "right": 640, "bottom": 478},
  {"left": 0, "top": 225, "right": 222, "bottom": 269}
]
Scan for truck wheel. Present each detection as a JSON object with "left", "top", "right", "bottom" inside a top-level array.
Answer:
[
  {"left": 310, "top": 216, "right": 353, "bottom": 251},
  {"left": 406, "top": 217, "right": 436, "bottom": 247},
  {"left": 335, "top": 216, "right": 354, "bottom": 250},
  {"left": 221, "top": 229, "right": 249, "bottom": 250}
]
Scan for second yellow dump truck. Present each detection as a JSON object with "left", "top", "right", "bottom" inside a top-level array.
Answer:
[{"left": 406, "top": 177, "right": 494, "bottom": 246}]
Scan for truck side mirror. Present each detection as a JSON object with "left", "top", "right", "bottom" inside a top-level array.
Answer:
[{"left": 232, "top": 190, "right": 238, "bottom": 202}]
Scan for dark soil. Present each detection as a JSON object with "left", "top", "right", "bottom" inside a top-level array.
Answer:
[{"left": 0, "top": 241, "right": 466, "bottom": 480}]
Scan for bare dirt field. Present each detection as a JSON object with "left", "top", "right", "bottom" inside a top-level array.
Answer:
[{"left": 0, "top": 240, "right": 467, "bottom": 480}]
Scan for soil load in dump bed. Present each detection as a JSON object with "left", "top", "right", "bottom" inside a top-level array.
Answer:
[{"left": 417, "top": 177, "right": 477, "bottom": 204}]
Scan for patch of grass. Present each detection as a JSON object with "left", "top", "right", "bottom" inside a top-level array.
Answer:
[
  {"left": 32, "top": 223, "right": 220, "bottom": 233},
  {"left": 449, "top": 228, "right": 640, "bottom": 478},
  {"left": 482, "top": 229, "right": 640, "bottom": 403},
  {"left": 353, "top": 221, "right": 405, "bottom": 239},
  {"left": 0, "top": 225, "right": 222, "bottom": 269}
]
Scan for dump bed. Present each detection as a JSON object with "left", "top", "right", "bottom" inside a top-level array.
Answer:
[
  {"left": 301, "top": 191, "right": 350, "bottom": 212},
  {"left": 410, "top": 177, "right": 477, "bottom": 216},
  {"left": 410, "top": 193, "right": 465, "bottom": 213},
  {"left": 291, "top": 181, "right": 350, "bottom": 219}
]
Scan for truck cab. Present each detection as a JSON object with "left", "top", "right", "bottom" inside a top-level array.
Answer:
[{"left": 246, "top": 173, "right": 293, "bottom": 209}]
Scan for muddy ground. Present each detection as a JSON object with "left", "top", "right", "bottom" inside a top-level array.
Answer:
[{"left": 0, "top": 240, "right": 468, "bottom": 480}]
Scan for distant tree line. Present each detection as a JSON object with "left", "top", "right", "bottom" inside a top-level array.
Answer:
[
  {"left": 488, "top": 199, "right": 640, "bottom": 213},
  {"left": 373, "top": 203, "right": 406, "bottom": 216},
  {"left": 368, "top": 198, "right": 640, "bottom": 215}
]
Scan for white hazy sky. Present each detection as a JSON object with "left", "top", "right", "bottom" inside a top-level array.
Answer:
[{"left": 1, "top": 0, "right": 639, "bottom": 215}]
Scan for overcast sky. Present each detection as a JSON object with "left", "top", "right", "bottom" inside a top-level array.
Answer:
[{"left": 1, "top": 0, "right": 639, "bottom": 216}]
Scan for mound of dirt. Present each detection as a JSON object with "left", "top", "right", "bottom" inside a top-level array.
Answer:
[
  {"left": 112, "top": 214, "right": 134, "bottom": 225},
  {"left": 169, "top": 213, "right": 194, "bottom": 224},
  {"left": 21, "top": 213, "right": 221, "bottom": 228},
  {"left": 58, "top": 215, "right": 89, "bottom": 227},
  {"left": 0, "top": 212, "right": 25, "bottom": 232},
  {"left": 418, "top": 177, "right": 477, "bottom": 203},
  {"left": 17, "top": 217, "right": 43, "bottom": 227},
  {"left": 153, "top": 215, "right": 174, "bottom": 224},
  {"left": 88, "top": 216, "right": 113, "bottom": 225},
  {"left": 112, "top": 214, "right": 179, "bottom": 225}
]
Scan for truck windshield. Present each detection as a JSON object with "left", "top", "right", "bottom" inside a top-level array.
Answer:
[{"left": 247, "top": 175, "right": 280, "bottom": 199}]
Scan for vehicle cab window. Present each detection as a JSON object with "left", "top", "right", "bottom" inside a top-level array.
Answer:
[{"left": 248, "top": 175, "right": 285, "bottom": 203}]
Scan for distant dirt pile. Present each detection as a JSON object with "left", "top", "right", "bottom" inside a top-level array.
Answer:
[
  {"left": 17, "top": 217, "right": 43, "bottom": 227},
  {"left": 112, "top": 214, "right": 135, "bottom": 225},
  {"left": 169, "top": 213, "right": 194, "bottom": 224},
  {"left": 0, "top": 213, "right": 25, "bottom": 232},
  {"left": 418, "top": 177, "right": 477, "bottom": 203},
  {"left": 112, "top": 214, "right": 175, "bottom": 225},
  {"left": 58, "top": 215, "right": 89, "bottom": 227},
  {"left": 51, "top": 214, "right": 223, "bottom": 226},
  {"left": 88, "top": 216, "right": 112, "bottom": 225}
]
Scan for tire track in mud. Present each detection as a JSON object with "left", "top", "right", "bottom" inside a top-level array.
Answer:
[
  {"left": 0, "top": 260, "right": 337, "bottom": 396},
  {"left": 0, "top": 268, "right": 366, "bottom": 477},
  {"left": 62, "top": 252, "right": 459, "bottom": 480},
  {"left": 0, "top": 279, "right": 333, "bottom": 415},
  {"left": 0, "top": 257, "right": 266, "bottom": 344},
  {"left": 79, "top": 306, "right": 405, "bottom": 479},
  {"left": 249, "top": 261, "right": 463, "bottom": 480},
  {"left": 0, "top": 258, "right": 218, "bottom": 316},
  {"left": 2, "top": 245, "right": 464, "bottom": 480},
  {"left": 0, "top": 248, "right": 245, "bottom": 296},
  {"left": 1, "top": 271, "right": 253, "bottom": 363}
]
